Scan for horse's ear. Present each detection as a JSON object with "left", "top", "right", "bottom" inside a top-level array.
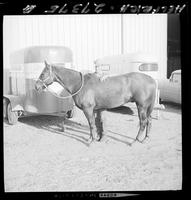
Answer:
[{"left": 44, "top": 60, "right": 50, "bottom": 68}]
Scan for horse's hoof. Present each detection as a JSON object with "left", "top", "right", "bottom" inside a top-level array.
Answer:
[
  {"left": 136, "top": 136, "right": 150, "bottom": 144},
  {"left": 94, "top": 135, "right": 102, "bottom": 142},
  {"left": 141, "top": 136, "right": 150, "bottom": 144},
  {"left": 130, "top": 139, "right": 137, "bottom": 146},
  {"left": 135, "top": 137, "right": 145, "bottom": 144},
  {"left": 87, "top": 137, "right": 93, "bottom": 144}
]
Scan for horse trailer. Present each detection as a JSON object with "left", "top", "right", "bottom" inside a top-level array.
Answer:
[
  {"left": 3, "top": 46, "right": 74, "bottom": 125},
  {"left": 94, "top": 52, "right": 159, "bottom": 78}
]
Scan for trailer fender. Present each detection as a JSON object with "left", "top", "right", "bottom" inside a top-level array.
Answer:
[{"left": 3, "top": 95, "right": 25, "bottom": 112}]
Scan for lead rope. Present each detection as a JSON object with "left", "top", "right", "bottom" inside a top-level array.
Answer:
[{"left": 40, "top": 72, "right": 84, "bottom": 99}]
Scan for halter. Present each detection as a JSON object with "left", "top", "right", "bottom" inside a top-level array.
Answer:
[{"left": 37, "top": 65, "right": 84, "bottom": 99}]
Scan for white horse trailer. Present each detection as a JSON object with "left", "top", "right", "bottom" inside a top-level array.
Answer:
[{"left": 3, "top": 46, "right": 74, "bottom": 124}]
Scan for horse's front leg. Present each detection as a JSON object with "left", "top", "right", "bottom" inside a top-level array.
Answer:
[{"left": 83, "top": 107, "right": 98, "bottom": 143}]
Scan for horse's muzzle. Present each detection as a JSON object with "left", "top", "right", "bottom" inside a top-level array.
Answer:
[{"left": 35, "top": 84, "right": 40, "bottom": 92}]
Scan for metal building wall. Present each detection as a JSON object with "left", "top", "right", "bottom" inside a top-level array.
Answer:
[
  {"left": 123, "top": 14, "right": 167, "bottom": 78},
  {"left": 3, "top": 15, "right": 121, "bottom": 72},
  {"left": 3, "top": 14, "right": 167, "bottom": 78}
]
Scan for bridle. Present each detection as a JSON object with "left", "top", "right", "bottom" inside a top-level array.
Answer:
[{"left": 37, "top": 65, "right": 84, "bottom": 99}]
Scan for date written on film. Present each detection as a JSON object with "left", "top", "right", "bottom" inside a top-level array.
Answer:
[{"left": 23, "top": 3, "right": 186, "bottom": 14}]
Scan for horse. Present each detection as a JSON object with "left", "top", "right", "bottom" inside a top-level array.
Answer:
[{"left": 35, "top": 61, "right": 156, "bottom": 144}]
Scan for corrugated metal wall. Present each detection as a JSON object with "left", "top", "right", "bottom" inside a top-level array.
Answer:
[
  {"left": 3, "top": 14, "right": 167, "bottom": 77},
  {"left": 123, "top": 14, "right": 167, "bottom": 79},
  {"left": 3, "top": 14, "right": 121, "bottom": 72}
]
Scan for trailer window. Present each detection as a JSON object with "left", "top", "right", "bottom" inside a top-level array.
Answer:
[
  {"left": 139, "top": 63, "right": 158, "bottom": 71},
  {"left": 95, "top": 64, "right": 110, "bottom": 72}
]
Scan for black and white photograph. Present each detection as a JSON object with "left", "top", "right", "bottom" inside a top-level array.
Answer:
[{"left": 2, "top": 1, "right": 187, "bottom": 196}]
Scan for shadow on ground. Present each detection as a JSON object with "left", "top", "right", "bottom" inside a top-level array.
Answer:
[
  {"left": 18, "top": 115, "right": 92, "bottom": 146},
  {"left": 17, "top": 114, "right": 133, "bottom": 146}
]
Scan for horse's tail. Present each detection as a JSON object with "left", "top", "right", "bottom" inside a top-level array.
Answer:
[{"left": 147, "top": 80, "right": 157, "bottom": 117}]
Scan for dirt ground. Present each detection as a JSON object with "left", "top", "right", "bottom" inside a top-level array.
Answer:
[{"left": 3, "top": 103, "right": 182, "bottom": 192}]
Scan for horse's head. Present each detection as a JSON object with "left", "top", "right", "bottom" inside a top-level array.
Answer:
[{"left": 35, "top": 61, "right": 54, "bottom": 92}]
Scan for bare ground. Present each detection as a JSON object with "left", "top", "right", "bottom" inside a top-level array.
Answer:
[{"left": 3, "top": 103, "right": 182, "bottom": 191}]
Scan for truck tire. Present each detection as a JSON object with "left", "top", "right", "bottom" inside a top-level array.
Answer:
[{"left": 7, "top": 102, "right": 18, "bottom": 125}]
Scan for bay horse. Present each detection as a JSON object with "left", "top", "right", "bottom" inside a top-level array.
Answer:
[{"left": 35, "top": 61, "right": 156, "bottom": 144}]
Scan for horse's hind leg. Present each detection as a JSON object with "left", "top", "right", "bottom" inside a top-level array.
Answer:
[
  {"left": 145, "top": 103, "right": 154, "bottom": 139},
  {"left": 136, "top": 105, "right": 148, "bottom": 143}
]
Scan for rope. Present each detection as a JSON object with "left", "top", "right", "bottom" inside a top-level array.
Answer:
[{"left": 40, "top": 72, "right": 84, "bottom": 99}]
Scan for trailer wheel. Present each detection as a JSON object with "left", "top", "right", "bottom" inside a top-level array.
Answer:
[
  {"left": 3, "top": 98, "right": 8, "bottom": 119},
  {"left": 7, "top": 102, "right": 18, "bottom": 125}
]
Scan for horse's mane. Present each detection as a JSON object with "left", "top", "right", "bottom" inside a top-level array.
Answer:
[
  {"left": 52, "top": 65, "right": 108, "bottom": 82},
  {"left": 92, "top": 72, "right": 111, "bottom": 82},
  {"left": 84, "top": 72, "right": 104, "bottom": 82}
]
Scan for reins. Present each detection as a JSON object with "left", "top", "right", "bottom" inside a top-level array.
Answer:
[{"left": 37, "top": 66, "right": 84, "bottom": 99}]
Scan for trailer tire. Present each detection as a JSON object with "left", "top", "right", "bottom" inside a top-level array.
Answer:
[
  {"left": 7, "top": 102, "right": 18, "bottom": 125},
  {"left": 3, "top": 97, "right": 8, "bottom": 119}
]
